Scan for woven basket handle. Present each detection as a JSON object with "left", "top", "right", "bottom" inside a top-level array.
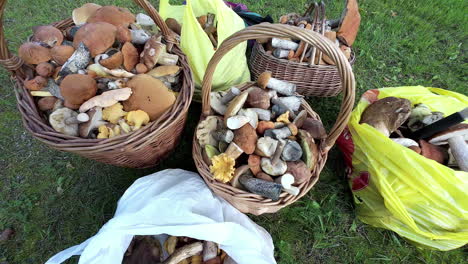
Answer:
[
  {"left": 0, "top": 0, "right": 177, "bottom": 78},
  {"left": 201, "top": 23, "right": 356, "bottom": 149}
]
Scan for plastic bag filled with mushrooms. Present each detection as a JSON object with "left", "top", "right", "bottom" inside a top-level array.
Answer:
[
  {"left": 336, "top": 86, "right": 468, "bottom": 251},
  {"left": 159, "top": 0, "right": 250, "bottom": 98},
  {"left": 45, "top": 169, "right": 276, "bottom": 264},
  {"left": 18, "top": 4, "right": 182, "bottom": 139}
]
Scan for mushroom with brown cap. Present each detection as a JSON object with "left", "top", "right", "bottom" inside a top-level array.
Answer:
[
  {"left": 302, "top": 118, "right": 327, "bottom": 139},
  {"left": 51, "top": 45, "right": 75, "bottom": 65},
  {"left": 18, "top": 42, "right": 51, "bottom": 65},
  {"left": 231, "top": 165, "right": 250, "bottom": 189},
  {"left": 73, "top": 22, "right": 117, "bottom": 57},
  {"left": 58, "top": 42, "right": 92, "bottom": 78},
  {"left": 32, "top": 25, "right": 63, "bottom": 47},
  {"left": 257, "top": 71, "right": 296, "bottom": 96},
  {"left": 35, "top": 62, "right": 55, "bottom": 77},
  {"left": 121, "top": 42, "right": 139, "bottom": 72},
  {"left": 419, "top": 139, "right": 447, "bottom": 164},
  {"left": 140, "top": 35, "right": 166, "bottom": 70},
  {"left": 24, "top": 76, "right": 47, "bottom": 91},
  {"left": 72, "top": 3, "right": 102, "bottom": 25},
  {"left": 247, "top": 87, "right": 270, "bottom": 109},
  {"left": 224, "top": 91, "right": 249, "bottom": 120},
  {"left": 60, "top": 74, "right": 97, "bottom": 110},
  {"left": 298, "top": 130, "right": 319, "bottom": 170},
  {"left": 86, "top": 5, "right": 136, "bottom": 27},
  {"left": 428, "top": 124, "right": 468, "bottom": 171},
  {"left": 79, "top": 88, "right": 132, "bottom": 113},
  {"left": 116, "top": 25, "right": 132, "bottom": 43},
  {"left": 360, "top": 97, "right": 412, "bottom": 137},
  {"left": 79, "top": 107, "right": 107, "bottom": 138},
  {"left": 37, "top": 96, "right": 58, "bottom": 112},
  {"left": 123, "top": 74, "right": 175, "bottom": 121},
  {"left": 49, "top": 107, "right": 81, "bottom": 136},
  {"left": 99, "top": 50, "right": 123, "bottom": 69},
  {"left": 286, "top": 160, "right": 312, "bottom": 185},
  {"left": 233, "top": 123, "right": 258, "bottom": 154}
]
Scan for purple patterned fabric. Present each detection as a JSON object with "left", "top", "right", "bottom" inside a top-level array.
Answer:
[{"left": 224, "top": 1, "right": 249, "bottom": 11}]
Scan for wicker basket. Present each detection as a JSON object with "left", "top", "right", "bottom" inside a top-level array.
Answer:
[
  {"left": 193, "top": 23, "right": 355, "bottom": 215},
  {"left": 249, "top": 38, "right": 355, "bottom": 97},
  {"left": 0, "top": 0, "right": 194, "bottom": 168}
]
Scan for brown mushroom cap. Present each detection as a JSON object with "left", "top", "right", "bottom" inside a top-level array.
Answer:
[
  {"left": 360, "top": 97, "right": 412, "bottom": 137},
  {"left": 60, "top": 74, "right": 97, "bottom": 109},
  {"left": 18, "top": 42, "right": 52, "bottom": 65},
  {"left": 86, "top": 6, "right": 136, "bottom": 27},
  {"left": 116, "top": 25, "right": 132, "bottom": 43},
  {"left": 428, "top": 124, "right": 468, "bottom": 145},
  {"left": 37, "top": 96, "right": 58, "bottom": 111},
  {"left": 233, "top": 124, "right": 258, "bottom": 154},
  {"left": 147, "top": 65, "right": 181, "bottom": 77},
  {"left": 24, "top": 76, "right": 47, "bottom": 91},
  {"left": 135, "top": 63, "right": 149, "bottom": 74},
  {"left": 257, "top": 71, "right": 272, "bottom": 89},
  {"left": 31, "top": 26, "right": 64, "bottom": 47},
  {"left": 99, "top": 51, "right": 123, "bottom": 69},
  {"left": 123, "top": 74, "right": 176, "bottom": 121},
  {"left": 419, "top": 139, "right": 447, "bottom": 164},
  {"left": 51, "top": 45, "right": 75, "bottom": 65},
  {"left": 72, "top": 3, "right": 102, "bottom": 26},
  {"left": 35, "top": 62, "right": 55, "bottom": 77},
  {"left": 121, "top": 42, "right": 139, "bottom": 71},
  {"left": 73, "top": 22, "right": 117, "bottom": 57}
]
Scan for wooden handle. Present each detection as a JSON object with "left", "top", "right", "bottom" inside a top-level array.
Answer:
[
  {"left": 201, "top": 23, "right": 356, "bottom": 149},
  {"left": 0, "top": 0, "right": 177, "bottom": 78}
]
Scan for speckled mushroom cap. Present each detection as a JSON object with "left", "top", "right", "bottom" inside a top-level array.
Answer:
[
  {"left": 429, "top": 124, "right": 468, "bottom": 145},
  {"left": 256, "top": 71, "right": 272, "bottom": 89}
]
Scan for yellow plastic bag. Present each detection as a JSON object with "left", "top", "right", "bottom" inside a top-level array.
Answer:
[
  {"left": 160, "top": 0, "right": 250, "bottom": 99},
  {"left": 337, "top": 86, "right": 468, "bottom": 251}
]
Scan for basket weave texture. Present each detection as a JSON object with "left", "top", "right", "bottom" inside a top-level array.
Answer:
[
  {"left": 0, "top": 0, "right": 194, "bottom": 168},
  {"left": 249, "top": 37, "right": 355, "bottom": 97},
  {"left": 193, "top": 23, "right": 355, "bottom": 215}
]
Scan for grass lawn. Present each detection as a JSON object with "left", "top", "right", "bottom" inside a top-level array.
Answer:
[{"left": 0, "top": 0, "right": 467, "bottom": 263}]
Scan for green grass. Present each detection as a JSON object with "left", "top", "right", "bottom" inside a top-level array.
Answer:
[{"left": 0, "top": 0, "right": 467, "bottom": 263}]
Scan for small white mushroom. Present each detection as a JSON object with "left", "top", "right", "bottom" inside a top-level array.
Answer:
[
  {"left": 76, "top": 113, "right": 89, "bottom": 122},
  {"left": 261, "top": 157, "right": 287, "bottom": 176},
  {"left": 49, "top": 108, "right": 80, "bottom": 136},
  {"left": 275, "top": 173, "right": 295, "bottom": 188},
  {"left": 272, "top": 38, "right": 299, "bottom": 50},
  {"left": 255, "top": 137, "right": 278, "bottom": 157}
]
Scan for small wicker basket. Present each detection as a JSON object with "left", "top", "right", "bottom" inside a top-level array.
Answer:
[
  {"left": 249, "top": 39, "right": 355, "bottom": 97},
  {"left": 193, "top": 23, "right": 355, "bottom": 215},
  {"left": 0, "top": 0, "right": 194, "bottom": 168}
]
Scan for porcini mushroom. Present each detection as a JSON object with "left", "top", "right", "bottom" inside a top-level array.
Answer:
[
  {"left": 35, "top": 62, "right": 55, "bottom": 77},
  {"left": 249, "top": 108, "right": 272, "bottom": 121},
  {"left": 122, "top": 42, "right": 139, "bottom": 71},
  {"left": 255, "top": 136, "right": 278, "bottom": 157},
  {"left": 360, "top": 97, "right": 412, "bottom": 137},
  {"left": 419, "top": 139, "right": 447, "bottom": 164},
  {"left": 37, "top": 96, "right": 58, "bottom": 111},
  {"left": 116, "top": 25, "right": 132, "bottom": 43},
  {"left": 298, "top": 130, "right": 319, "bottom": 170},
  {"left": 86, "top": 5, "right": 136, "bottom": 28},
  {"left": 261, "top": 156, "right": 287, "bottom": 176},
  {"left": 49, "top": 107, "right": 80, "bottom": 136},
  {"left": 269, "top": 123, "right": 298, "bottom": 139},
  {"left": 24, "top": 76, "right": 47, "bottom": 91},
  {"left": 428, "top": 124, "right": 468, "bottom": 171},
  {"left": 248, "top": 155, "right": 262, "bottom": 175},
  {"left": 72, "top": 3, "right": 102, "bottom": 26},
  {"left": 226, "top": 115, "right": 250, "bottom": 130},
  {"left": 202, "top": 241, "right": 218, "bottom": 262},
  {"left": 211, "top": 129, "right": 234, "bottom": 143},
  {"left": 32, "top": 25, "right": 63, "bottom": 47},
  {"left": 162, "top": 242, "right": 203, "bottom": 264},
  {"left": 123, "top": 75, "right": 175, "bottom": 121},
  {"left": 130, "top": 28, "right": 151, "bottom": 45},
  {"left": 224, "top": 91, "right": 249, "bottom": 120},
  {"left": 286, "top": 160, "right": 312, "bottom": 185},
  {"left": 231, "top": 165, "right": 250, "bottom": 188},
  {"left": 224, "top": 142, "right": 244, "bottom": 159},
  {"left": 79, "top": 107, "right": 107, "bottom": 138},
  {"left": 60, "top": 74, "right": 97, "bottom": 109},
  {"left": 272, "top": 49, "right": 290, "bottom": 59},
  {"left": 302, "top": 118, "right": 327, "bottom": 139},
  {"left": 233, "top": 124, "right": 258, "bottom": 154},
  {"left": 51, "top": 45, "right": 75, "bottom": 65},
  {"left": 257, "top": 121, "right": 275, "bottom": 135},
  {"left": 136, "top": 13, "right": 155, "bottom": 27},
  {"left": 271, "top": 38, "right": 299, "bottom": 50},
  {"left": 210, "top": 92, "right": 227, "bottom": 115},
  {"left": 73, "top": 22, "right": 117, "bottom": 57},
  {"left": 238, "top": 108, "right": 258, "bottom": 129},
  {"left": 126, "top": 110, "right": 150, "bottom": 131},
  {"left": 165, "top": 18, "right": 182, "bottom": 35},
  {"left": 247, "top": 87, "right": 270, "bottom": 109},
  {"left": 272, "top": 96, "right": 302, "bottom": 112},
  {"left": 99, "top": 50, "right": 123, "bottom": 69},
  {"left": 18, "top": 42, "right": 51, "bottom": 65},
  {"left": 140, "top": 35, "right": 166, "bottom": 70},
  {"left": 257, "top": 72, "right": 296, "bottom": 96},
  {"left": 79, "top": 88, "right": 133, "bottom": 113}
]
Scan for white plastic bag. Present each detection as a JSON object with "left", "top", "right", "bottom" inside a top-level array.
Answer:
[{"left": 45, "top": 169, "right": 276, "bottom": 264}]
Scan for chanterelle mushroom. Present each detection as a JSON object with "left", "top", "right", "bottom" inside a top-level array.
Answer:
[
  {"left": 360, "top": 97, "right": 411, "bottom": 137},
  {"left": 49, "top": 108, "right": 80, "bottom": 136},
  {"left": 429, "top": 124, "right": 468, "bottom": 172},
  {"left": 126, "top": 110, "right": 150, "bottom": 131}
]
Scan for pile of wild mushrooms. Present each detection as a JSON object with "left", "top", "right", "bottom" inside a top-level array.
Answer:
[
  {"left": 18, "top": 3, "right": 181, "bottom": 139},
  {"left": 164, "top": 13, "right": 218, "bottom": 49},
  {"left": 124, "top": 235, "right": 232, "bottom": 264},
  {"left": 197, "top": 72, "right": 326, "bottom": 201},
  {"left": 360, "top": 97, "right": 468, "bottom": 172},
  {"left": 258, "top": 0, "right": 360, "bottom": 65}
]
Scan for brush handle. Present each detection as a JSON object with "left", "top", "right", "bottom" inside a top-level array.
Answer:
[{"left": 412, "top": 107, "right": 468, "bottom": 139}]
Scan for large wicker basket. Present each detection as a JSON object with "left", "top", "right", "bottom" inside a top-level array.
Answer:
[
  {"left": 0, "top": 0, "right": 194, "bottom": 168},
  {"left": 249, "top": 38, "right": 355, "bottom": 97},
  {"left": 193, "top": 23, "right": 355, "bottom": 215}
]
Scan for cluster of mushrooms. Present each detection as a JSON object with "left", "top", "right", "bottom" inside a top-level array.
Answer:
[
  {"left": 166, "top": 13, "right": 218, "bottom": 49},
  {"left": 360, "top": 97, "right": 468, "bottom": 172},
  {"left": 124, "top": 235, "right": 232, "bottom": 264},
  {"left": 258, "top": 0, "right": 360, "bottom": 65},
  {"left": 197, "top": 72, "right": 326, "bottom": 201},
  {"left": 18, "top": 3, "right": 180, "bottom": 138}
]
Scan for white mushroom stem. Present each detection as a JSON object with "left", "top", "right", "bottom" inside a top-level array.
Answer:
[
  {"left": 76, "top": 113, "right": 89, "bottom": 122},
  {"left": 266, "top": 79, "right": 297, "bottom": 96},
  {"left": 162, "top": 242, "right": 203, "bottom": 264},
  {"left": 275, "top": 173, "right": 295, "bottom": 188},
  {"left": 249, "top": 108, "right": 271, "bottom": 121},
  {"left": 284, "top": 186, "right": 300, "bottom": 195},
  {"left": 272, "top": 38, "right": 299, "bottom": 50},
  {"left": 273, "top": 96, "right": 301, "bottom": 112},
  {"left": 212, "top": 129, "right": 234, "bottom": 143},
  {"left": 66, "top": 115, "right": 88, "bottom": 124},
  {"left": 210, "top": 92, "right": 227, "bottom": 115},
  {"left": 271, "top": 140, "right": 286, "bottom": 165},
  {"left": 158, "top": 52, "right": 179, "bottom": 66},
  {"left": 225, "top": 142, "right": 244, "bottom": 159},
  {"left": 447, "top": 136, "right": 468, "bottom": 172},
  {"left": 273, "top": 49, "right": 290, "bottom": 58},
  {"left": 220, "top": 87, "right": 241, "bottom": 104}
]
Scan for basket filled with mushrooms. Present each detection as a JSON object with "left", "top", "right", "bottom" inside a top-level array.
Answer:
[
  {"left": 249, "top": 0, "right": 359, "bottom": 97},
  {"left": 193, "top": 23, "right": 355, "bottom": 215},
  {"left": 0, "top": 0, "right": 194, "bottom": 168}
]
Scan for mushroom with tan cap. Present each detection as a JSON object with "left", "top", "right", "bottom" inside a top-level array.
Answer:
[
  {"left": 37, "top": 96, "right": 58, "bottom": 112},
  {"left": 18, "top": 42, "right": 51, "bottom": 65},
  {"left": 60, "top": 74, "right": 97, "bottom": 110},
  {"left": 233, "top": 123, "right": 258, "bottom": 155},
  {"left": 24, "top": 76, "right": 47, "bottom": 91},
  {"left": 116, "top": 25, "right": 132, "bottom": 43},
  {"left": 73, "top": 22, "right": 117, "bottom": 57},
  {"left": 257, "top": 72, "right": 296, "bottom": 96},
  {"left": 79, "top": 107, "right": 107, "bottom": 138},
  {"left": 140, "top": 35, "right": 166, "bottom": 70},
  {"left": 32, "top": 25, "right": 63, "bottom": 47},
  {"left": 79, "top": 88, "right": 132, "bottom": 113},
  {"left": 99, "top": 50, "right": 123, "bottom": 69},
  {"left": 121, "top": 42, "right": 139, "bottom": 72},
  {"left": 223, "top": 91, "right": 248, "bottom": 120},
  {"left": 247, "top": 87, "right": 270, "bottom": 109},
  {"left": 72, "top": 3, "right": 102, "bottom": 26},
  {"left": 49, "top": 107, "right": 83, "bottom": 136},
  {"left": 360, "top": 97, "right": 412, "bottom": 137},
  {"left": 428, "top": 124, "right": 468, "bottom": 171},
  {"left": 302, "top": 118, "right": 327, "bottom": 139},
  {"left": 35, "top": 62, "right": 55, "bottom": 77},
  {"left": 51, "top": 45, "right": 75, "bottom": 65},
  {"left": 86, "top": 5, "right": 136, "bottom": 27},
  {"left": 123, "top": 74, "right": 175, "bottom": 121}
]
